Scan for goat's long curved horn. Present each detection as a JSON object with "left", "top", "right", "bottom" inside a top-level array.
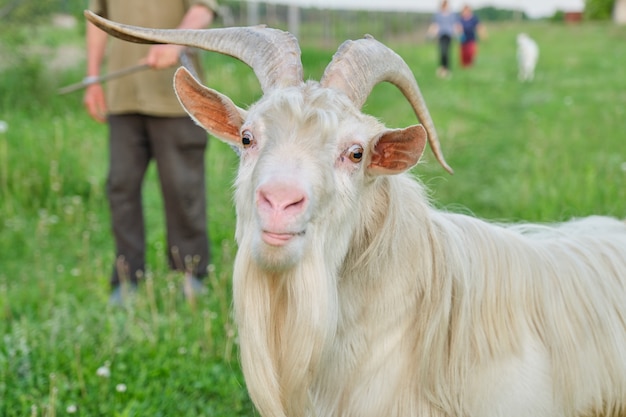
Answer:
[
  {"left": 84, "top": 10, "right": 303, "bottom": 92},
  {"left": 320, "top": 35, "right": 453, "bottom": 174}
]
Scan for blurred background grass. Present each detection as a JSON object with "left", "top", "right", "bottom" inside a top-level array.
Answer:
[{"left": 0, "top": 7, "right": 625, "bottom": 416}]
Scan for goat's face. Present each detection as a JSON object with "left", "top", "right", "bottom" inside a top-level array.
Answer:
[
  {"left": 175, "top": 69, "right": 428, "bottom": 271},
  {"left": 237, "top": 85, "right": 373, "bottom": 271}
]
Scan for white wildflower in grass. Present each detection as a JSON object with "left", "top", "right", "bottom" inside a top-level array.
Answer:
[
  {"left": 116, "top": 383, "right": 127, "bottom": 393},
  {"left": 178, "top": 346, "right": 187, "bottom": 355},
  {"left": 0, "top": 120, "right": 8, "bottom": 133},
  {"left": 66, "top": 404, "right": 77, "bottom": 414},
  {"left": 96, "top": 362, "right": 111, "bottom": 378},
  {"left": 621, "top": 162, "right": 626, "bottom": 172}
]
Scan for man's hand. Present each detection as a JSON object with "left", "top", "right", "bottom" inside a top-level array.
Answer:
[
  {"left": 83, "top": 82, "right": 107, "bottom": 123},
  {"left": 144, "top": 44, "right": 185, "bottom": 69}
]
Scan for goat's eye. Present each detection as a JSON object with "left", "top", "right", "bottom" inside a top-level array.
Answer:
[
  {"left": 241, "top": 130, "right": 254, "bottom": 148},
  {"left": 348, "top": 145, "right": 364, "bottom": 163}
]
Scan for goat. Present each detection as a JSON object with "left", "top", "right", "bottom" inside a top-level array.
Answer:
[
  {"left": 86, "top": 11, "right": 626, "bottom": 417},
  {"left": 517, "top": 32, "right": 539, "bottom": 82}
]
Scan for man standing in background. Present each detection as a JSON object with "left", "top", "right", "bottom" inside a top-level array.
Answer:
[
  {"left": 427, "top": 0, "right": 460, "bottom": 78},
  {"left": 83, "top": 0, "right": 218, "bottom": 305}
]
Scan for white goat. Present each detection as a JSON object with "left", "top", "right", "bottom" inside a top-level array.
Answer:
[
  {"left": 87, "top": 12, "right": 626, "bottom": 417},
  {"left": 517, "top": 32, "right": 539, "bottom": 82}
]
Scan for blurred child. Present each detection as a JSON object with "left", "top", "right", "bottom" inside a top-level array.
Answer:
[{"left": 458, "top": 5, "right": 486, "bottom": 67}]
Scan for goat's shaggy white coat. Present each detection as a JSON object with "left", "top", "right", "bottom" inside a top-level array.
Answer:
[
  {"left": 517, "top": 32, "right": 539, "bottom": 82},
  {"left": 87, "top": 18, "right": 626, "bottom": 416},
  {"left": 176, "top": 84, "right": 626, "bottom": 417},
  {"left": 79, "top": 13, "right": 626, "bottom": 416}
]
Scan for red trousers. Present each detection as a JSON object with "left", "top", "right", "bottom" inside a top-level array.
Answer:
[{"left": 460, "top": 41, "right": 477, "bottom": 67}]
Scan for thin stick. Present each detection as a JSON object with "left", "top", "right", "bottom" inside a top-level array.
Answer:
[{"left": 57, "top": 63, "right": 150, "bottom": 95}]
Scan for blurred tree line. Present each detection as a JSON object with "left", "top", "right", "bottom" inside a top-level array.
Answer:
[
  {"left": 585, "top": 0, "right": 616, "bottom": 19},
  {"left": 474, "top": 6, "right": 529, "bottom": 21},
  {"left": 0, "top": 0, "right": 617, "bottom": 26},
  {"left": 0, "top": 0, "right": 86, "bottom": 22},
  {"left": 216, "top": 1, "right": 618, "bottom": 23}
]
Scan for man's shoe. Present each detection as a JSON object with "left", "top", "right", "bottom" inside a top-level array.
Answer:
[
  {"left": 108, "top": 282, "right": 138, "bottom": 307},
  {"left": 182, "top": 274, "right": 207, "bottom": 300}
]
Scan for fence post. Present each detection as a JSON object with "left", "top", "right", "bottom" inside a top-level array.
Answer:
[
  {"left": 288, "top": 5, "right": 300, "bottom": 39},
  {"left": 247, "top": 1, "right": 260, "bottom": 26}
]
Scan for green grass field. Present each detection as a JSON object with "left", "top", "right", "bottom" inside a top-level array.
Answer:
[{"left": 0, "top": 18, "right": 625, "bottom": 416}]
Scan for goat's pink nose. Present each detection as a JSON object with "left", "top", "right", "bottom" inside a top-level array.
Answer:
[{"left": 257, "top": 183, "right": 307, "bottom": 217}]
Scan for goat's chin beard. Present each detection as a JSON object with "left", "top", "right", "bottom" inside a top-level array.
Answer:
[{"left": 251, "top": 235, "right": 306, "bottom": 272}]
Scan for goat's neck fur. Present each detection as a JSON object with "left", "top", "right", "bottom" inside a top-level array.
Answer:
[
  {"left": 233, "top": 167, "right": 449, "bottom": 416},
  {"left": 233, "top": 235, "right": 339, "bottom": 417},
  {"left": 314, "top": 174, "right": 449, "bottom": 416}
]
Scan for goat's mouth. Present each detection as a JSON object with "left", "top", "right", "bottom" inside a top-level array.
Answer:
[{"left": 261, "top": 230, "right": 305, "bottom": 247}]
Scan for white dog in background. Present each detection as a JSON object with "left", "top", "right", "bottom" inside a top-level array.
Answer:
[{"left": 517, "top": 33, "right": 539, "bottom": 81}]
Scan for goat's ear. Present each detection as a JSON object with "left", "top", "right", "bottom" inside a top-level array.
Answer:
[
  {"left": 174, "top": 67, "right": 246, "bottom": 145},
  {"left": 368, "top": 124, "right": 427, "bottom": 175}
]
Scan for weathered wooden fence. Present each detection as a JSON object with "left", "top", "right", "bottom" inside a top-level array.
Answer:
[{"left": 218, "top": 2, "right": 432, "bottom": 46}]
